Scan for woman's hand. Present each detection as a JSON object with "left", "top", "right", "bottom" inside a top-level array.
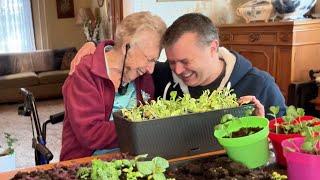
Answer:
[
  {"left": 238, "top": 96, "right": 265, "bottom": 117},
  {"left": 69, "top": 42, "right": 97, "bottom": 75}
]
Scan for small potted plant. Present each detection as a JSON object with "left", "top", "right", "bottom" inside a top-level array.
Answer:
[
  {"left": 0, "top": 132, "right": 17, "bottom": 172},
  {"left": 281, "top": 126, "right": 320, "bottom": 180},
  {"left": 213, "top": 113, "right": 269, "bottom": 169},
  {"left": 268, "top": 105, "right": 319, "bottom": 166}
]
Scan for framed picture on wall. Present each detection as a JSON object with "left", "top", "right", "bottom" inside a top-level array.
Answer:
[{"left": 56, "top": 0, "right": 75, "bottom": 18}]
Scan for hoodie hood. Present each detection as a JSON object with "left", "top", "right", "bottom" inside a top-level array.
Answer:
[{"left": 228, "top": 50, "right": 253, "bottom": 89}]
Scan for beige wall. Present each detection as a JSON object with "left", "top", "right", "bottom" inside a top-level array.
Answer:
[
  {"left": 123, "top": 0, "right": 249, "bottom": 25},
  {"left": 32, "top": 0, "right": 92, "bottom": 50},
  {"left": 33, "top": 0, "right": 320, "bottom": 50},
  {"left": 124, "top": 0, "right": 320, "bottom": 25}
]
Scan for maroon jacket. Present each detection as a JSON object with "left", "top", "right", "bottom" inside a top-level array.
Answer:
[{"left": 60, "top": 40, "right": 154, "bottom": 161}]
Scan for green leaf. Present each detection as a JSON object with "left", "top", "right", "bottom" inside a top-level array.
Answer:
[
  {"left": 302, "top": 141, "right": 314, "bottom": 153},
  {"left": 169, "top": 91, "right": 177, "bottom": 101},
  {"left": 135, "top": 154, "right": 148, "bottom": 161},
  {"left": 152, "top": 173, "right": 166, "bottom": 180},
  {"left": 152, "top": 157, "right": 169, "bottom": 173},
  {"left": 296, "top": 108, "right": 305, "bottom": 117},
  {"left": 269, "top": 106, "right": 280, "bottom": 115},
  {"left": 220, "top": 114, "right": 235, "bottom": 124},
  {"left": 136, "top": 161, "right": 154, "bottom": 175},
  {"left": 244, "top": 107, "right": 254, "bottom": 116}
]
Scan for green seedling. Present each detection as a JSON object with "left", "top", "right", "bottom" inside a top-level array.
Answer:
[
  {"left": 0, "top": 132, "right": 17, "bottom": 156},
  {"left": 122, "top": 86, "right": 240, "bottom": 121},
  {"left": 77, "top": 154, "right": 172, "bottom": 180},
  {"left": 268, "top": 105, "right": 319, "bottom": 134},
  {"left": 268, "top": 106, "right": 280, "bottom": 134},
  {"left": 215, "top": 113, "right": 260, "bottom": 138},
  {"left": 284, "top": 126, "right": 320, "bottom": 155}
]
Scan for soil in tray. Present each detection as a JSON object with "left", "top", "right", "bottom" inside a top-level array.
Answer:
[
  {"left": 223, "top": 127, "right": 263, "bottom": 138},
  {"left": 166, "top": 156, "right": 285, "bottom": 180},
  {"left": 11, "top": 154, "right": 284, "bottom": 180},
  {"left": 11, "top": 153, "right": 128, "bottom": 180}
]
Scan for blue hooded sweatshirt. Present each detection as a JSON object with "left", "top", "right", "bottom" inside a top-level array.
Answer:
[{"left": 153, "top": 47, "right": 286, "bottom": 118}]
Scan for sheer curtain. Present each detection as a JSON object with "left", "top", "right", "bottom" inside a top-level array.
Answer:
[{"left": 0, "top": 0, "right": 35, "bottom": 53}]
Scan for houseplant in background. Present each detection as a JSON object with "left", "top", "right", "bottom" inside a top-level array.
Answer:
[
  {"left": 268, "top": 105, "right": 319, "bottom": 166},
  {"left": 282, "top": 126, "right": 320, "bottom": 180},
  {"left": 213, "top": 113, "right": 270, "bottom": 169},
  {"left": 0, "top": 132, "right": 17, "bottom": 172},
  {"left": 76, "top": 8, "right": 101, "bottom": 43},
  {"left": 83, "top": 15, "right": 101, "bottom": 43}
]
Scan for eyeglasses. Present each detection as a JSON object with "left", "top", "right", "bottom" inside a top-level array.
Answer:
[
  {"left": 118, "top": 44, "right": 158, "bottom": 95},
  {"left": 135, "top": 44, "right": 158, "bottom": 64}
]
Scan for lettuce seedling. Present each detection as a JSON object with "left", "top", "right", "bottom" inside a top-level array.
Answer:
[
  {"left": 122, "top": 86, "right": 239, "bottom": 121},
  {"left": 285, "top": 126, "right": 320, "bottom": 155},
  {"left": 77, "top": 154, "right": 171, "bottom": 180},
  {"left": 300, "top": 126, "right": 320, "bottom": 155},
  {"left": 215, "top": 114, "right": 246, "bottom": 138},
  {"left": 269, "top": 105, "right": 319, "bottom": 134},
  {"left": 136, "top": 157, "right": 169, "bottom": 180}
]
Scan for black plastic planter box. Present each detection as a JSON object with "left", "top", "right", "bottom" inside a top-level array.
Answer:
[{"left": 113, "top": 104, "right": 253, "bottom": 159}]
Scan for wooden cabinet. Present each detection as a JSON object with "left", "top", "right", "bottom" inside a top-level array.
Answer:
[{"left": 218, "top": 20, "right": 320, "bottom": 101}]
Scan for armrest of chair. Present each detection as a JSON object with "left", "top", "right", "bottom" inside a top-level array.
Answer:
[{"left": 49, "top": 111, "right": 64, "bottom": 124}]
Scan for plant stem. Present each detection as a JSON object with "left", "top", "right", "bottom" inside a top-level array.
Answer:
[
  {"left": 275, "top": 118, "right": 279, "bottom": 134},
  {"left": 288, "top": 140, "right": 300, "bottom": 153}
]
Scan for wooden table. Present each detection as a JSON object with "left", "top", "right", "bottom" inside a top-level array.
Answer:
[{"left": 0, "top": 150, "right": 226, "bottom": 179}]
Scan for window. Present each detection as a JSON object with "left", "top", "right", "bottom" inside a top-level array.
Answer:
[{"left": 0, "top": 0, "right": 35, "bottom": 53}]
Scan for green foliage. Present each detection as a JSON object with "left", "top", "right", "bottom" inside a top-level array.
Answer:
[
  {"left": 123, "top": 87, "right": 239, "bottom": 121},
  {"left": 269, "top": 105, "right": 319, "bottom": 134},
  {"left": 76, "top": 155, "right": 171, "bottom": 180},
  {"left": 284, "top": 126, "right": 320, "bottom": 156},
  {"left": 215, "top": 113, "right": 259, "bottom": 138},
  {"left": 271, "top": 171, "right": 287, "bottom": 180},
  {"left": 136, "top": 157, "right": 169, "bottom": 180},
  {"left": 76, "top": 167, "right": 91, "bottom": 180},
  {"left": 300, "top": 127, "right": 320, "bottom": 155},
  {"left": 268, "top": 106, "right": 281, "bottom": 134},
  {"left": 0, "top": 132, "right": 17, "bottom": 156}
]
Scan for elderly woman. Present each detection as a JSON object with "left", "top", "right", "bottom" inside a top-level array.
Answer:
[{"left": 60, "top": 11, "right": 167, "bottom": 161}]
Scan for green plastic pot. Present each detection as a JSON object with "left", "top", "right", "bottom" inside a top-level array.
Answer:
[{"left": 214, "top": 116, "right": 269, "bottom": 169}]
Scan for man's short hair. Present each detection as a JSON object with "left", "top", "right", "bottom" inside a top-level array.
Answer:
[
  {"left": 162, "top": 13, "right": 219, "bottom": 48},
  {"left": 115, "top": 11, "right": 167, "bottom": 49}
]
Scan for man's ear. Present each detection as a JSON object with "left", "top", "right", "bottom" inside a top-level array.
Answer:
[{"left": 210, "top": 39, "right": 219, "bottom": 53}]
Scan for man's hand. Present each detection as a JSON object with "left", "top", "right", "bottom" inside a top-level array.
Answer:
[
  {"left": 238, "top": 96, "right": 265, "bottom": 117},
  {"left": 69, "top": 42, "right": 97, "bottom": 75}
]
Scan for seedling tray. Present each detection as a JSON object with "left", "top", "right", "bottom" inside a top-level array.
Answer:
[{"left": 113, "top": 104, "right": 253, "bottom": 159}]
